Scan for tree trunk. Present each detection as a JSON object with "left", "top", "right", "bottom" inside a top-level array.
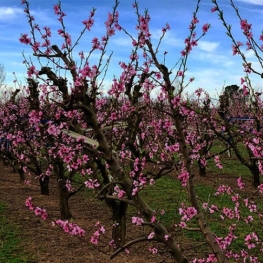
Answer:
[
  {"left": 249, "top": 162, "right": 260, "bottom": 187},
  {"left": 18, "top": 166, "right": 25, "bottom": 183},
  {"left": 39, "top": 176, "right": 49, "bottom": 195},
  {"left": 109, "top": 201, "right": 128, "bottom": 248},
  {"left": 59, "top": 183, "right": 72, "bottom": 220},
  {"left": 198, "top": 160, "right": 206, "bottom": 177}
]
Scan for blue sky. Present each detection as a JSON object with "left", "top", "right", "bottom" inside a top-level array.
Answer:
[{"left": 1, "top": 0, "right": 263, "bottom": 97}]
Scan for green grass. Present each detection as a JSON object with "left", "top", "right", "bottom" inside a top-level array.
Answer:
[
  {"left": 140, "top": 176, "right": 183, "bottom": 226},
  {"left": 139, "top": 168, "right": 263, "bottom": 261},
  {"left": 206, "top": 139, "right": 252, "bottom": 178},
  {"left": 0, "top": 203, "right": 29, "bottom": 263},
  {"left": 72, "top": 140, "right": 263, "bottom": 259}
]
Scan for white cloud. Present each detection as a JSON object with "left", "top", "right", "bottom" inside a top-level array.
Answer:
[
  {"left": 237, "top": 0, "right": 263, "bottom": 5},
  {"left": 198, "top": 41, "right": 219, "bottom": 52},
  {"left": 0, "top": 7, "right": 23, "bottom": 21},
  {"left": 111, "top": 37, "right": 132, "bottom": 47},
  {"left": 243, "top": 49, "right": 255, "bottom": 59},
  {"left": 191, "top": 51, "right": 235, "bottom": 68},
  {"left": 162, "top": 31, "right": 183, "bottom": 47}
]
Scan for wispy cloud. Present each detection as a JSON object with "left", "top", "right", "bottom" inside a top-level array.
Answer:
[
  {"left": 198, "top": 41, "right": 219, "bottom": 52},
  {"left": 111, "top": 37, "right": 132, "bottom": 47},
  {"left": 0, "top": 6, "right": 23, "bottom": 21},
  {"left": 237, "top": 0, "right": 263, "bottom": 5}
]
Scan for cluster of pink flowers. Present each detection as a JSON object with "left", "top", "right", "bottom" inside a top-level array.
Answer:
[
  {"left": 90, "top": 221, "right": 105, "bottom": 245},
  {"left": 245, "top": 232, "right": 259, "bottom": 249},
  {"left": 216, "top": 225, "right": 237, "bottom": 250},
  {"left": 240, "top": 19, "right": 253, "bottom": 39},
  {"left": 25, "top": 197, "right": 48, "bottom": 220},
  {"left": 84, "top": 179, "right": 100, "bottom": 189},
  {"left": 215, "top": 184, "right": 232, "bottom": 196},
  {"left": 237, "top": 177, "right": 245, "bottom": 189},
  {"left": 149, "top": 247, "right": 158, "bottom": 254},
  {"left": 113, "top": 185, "right": 126, "bottom": 198},
  {"left": 179, "top": 204, "right": 197, "bottom": 222},
  {"left": 131, "top": 216, "right": 144, "bottom": 226},
  {"left": 214, "top": 155, "right": 223, "bottom": 169},
  {"left": 54, "top": 219, "right": 85, "bottom": 237},
  {"left": 19, "top": 33, "right": 31, "bottom": 45},
  {"left": 82, "top": 9, "right": 96, "bottom": 31},
  {"left": 178, "top": 170, "right": 189, "bottom": 187}
]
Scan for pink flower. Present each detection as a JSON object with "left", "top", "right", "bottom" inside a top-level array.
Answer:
[
  {"left": 131, "top": 216, "right": 144, "bottom": 226},
  {"left": 258, "top": 184, "right": 263, "bottom": 193},
  {"left": 47, "top": 124, "right": 60, "bottom": 136},
  {"left": 192, "top": 16, "right": 199, "bottom": 25},
  {"left": 53, "top": 4, "right": 60, "bottom": 15},
  {"left": 177, "top": 71, "right": 184, "bottom": 77},
  {"left": 171, "top": 96, "right": 181, "bottom": 108},
  {"left": 148, "top": 232, "right": 155, "bottom": 239},
  {"left": 32, "top": 42, "right": 40, "bottom": 52},
  {"left": 211, "top": 6, "right": 218, "bottom": 12},
  {"left": 34, "top": 207, "right": 48, "bottom": 220},
  {"left": 237, "top": 177, "right": 245, "bottom": 189},
  {"left": 107, "top": 27, "right": 115, "bottom": 36},
  {"left": 19, "top": 34, "right": 31, "bottom": 45},
  {"left": 25, "top": 197, "right": 35, "bottom": 210},
  {"left": 82, "top": 18, "right": 94, "bottom": 30},
  {"left": 202, "top": 23, "right": 210, "bottom": 33},
  {"left": 149, "top": 247, "right": 158, "bottom": 254},
  {"left": 178, "top": 170, "right": 189, "bottom": 186},
  {"left": 84, "top": 179, "right": 100, "bottom": 189},
  {"left": 181, "top": 50, "right": 186, "bottom": 56},
  {"left": 27, "top": 65, "right": 38, "bottom": 77},
  {"left": 245, "top": 232, "right": 258, "bottom": 249}
]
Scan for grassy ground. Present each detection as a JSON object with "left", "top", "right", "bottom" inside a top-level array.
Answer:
[
  {"left": 2, "top": 138, "right": 262, "bottom": 261},
  {"left": 0, "top": 202, "right": 29, "bottom": 263}
]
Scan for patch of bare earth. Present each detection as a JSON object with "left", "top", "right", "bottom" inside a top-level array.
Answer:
[
  {"left": 1, "top": 158, "right": 257, "bottom": 263},
  {"left": 0, "top": 161, "right": 174, "bottom": 263}
]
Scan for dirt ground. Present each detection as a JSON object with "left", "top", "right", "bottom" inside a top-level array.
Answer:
[
  {"left": 0, "top": 161, "right": 175, "bottom": 263},
  {"left": 0, "top": 158, "right": 258, "bottom": 263}
]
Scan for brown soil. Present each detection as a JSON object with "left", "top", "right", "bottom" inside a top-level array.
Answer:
[
  {"left": 0, "top": 161, "right": 174, "bottom": 263},
  {"left": 0, "top": 158, "right": 258, "bottom": 263}
]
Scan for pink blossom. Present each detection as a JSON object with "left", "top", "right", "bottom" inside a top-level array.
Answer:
[
  {"left": 245, "top": 232, "right": 258, "bottom": 249},
  {"left": 148, "top": 232, "right": 155, "bottom": 239},
  {"left": 131, "top": 216, "right": 144, "bottom": 225},
  {"left": 178, "top": 170, "right": 189, "bottom": 186},
  {"left": 47, "top": 124, "right": 60, "bottom": 136},
  {"left": 107, "top": 27, "right": 115, "bottom": 36},
  {"left": 84, "top": 179, "right": 100, "bottom": 189},
  {"left": 202, "top": 23, "right": 210, "bottom": 33},
  {"left": 237, "top": 177, "right": 245, "bottom": 189},
  {"left": 55, "top": 220, "right": 85, "bottom": 237},
  {"left": 214, "top": 155, "right": 223, "bottom": 169},
  {"left": 27, "top": 65, "right": 38, "bottom": 77},
  {"left": 258, "top": 184, "right": 263, "bottom": 193},
  {"left": 177, "top": 70, "right": 184, "bottom": 77},
  {"left": 53, "top": 4, "right": 60, "bottom": 15},
  {"left": 149, "top": 247, "right": 158, "bottom": 254},
  {"left": 232, "top": 45, "right": 240, "bottom": 55},
  {"left": 82, "top": 18, "right": 94, "bottom": 30},
  {"left": 19, "top": 34, "right": 31, "bottom": 44},
  {"left": 211, "top": 6, "right": 218, "bottom": 12},
  {"left": 171, "top": 96, "right": 181, "bottom": 108},
  {"left": 34, "top": 207, "right": 48, "bottom": 220},
  {"left": 25, "top": 197, "right": 35, "bottom": 210}
]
